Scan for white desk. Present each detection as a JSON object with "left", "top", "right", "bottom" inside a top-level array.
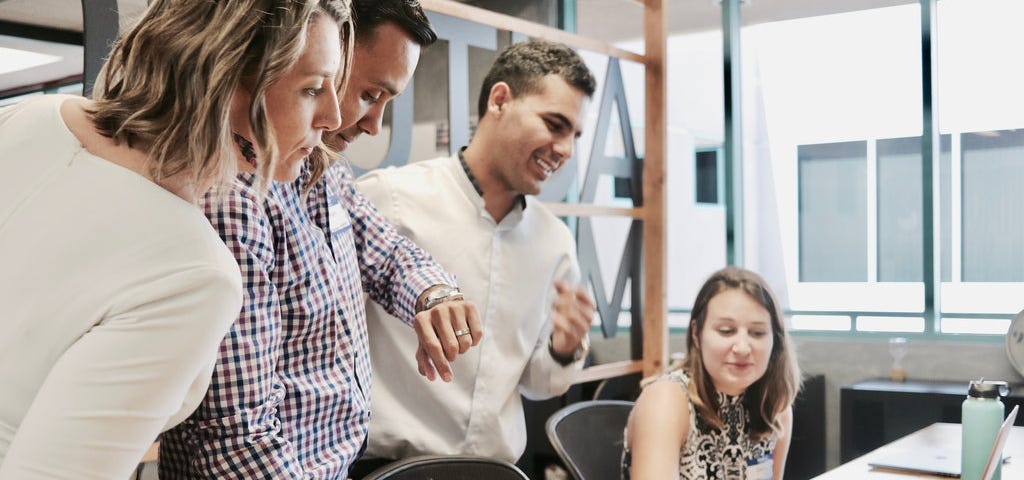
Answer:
[{"left": 813, "top": 422, "right": 1024, "bottom": 479}]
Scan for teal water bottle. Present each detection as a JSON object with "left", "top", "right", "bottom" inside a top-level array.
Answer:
[{"left": 961, "top": 380, "right": 1007, "bottom": 480}]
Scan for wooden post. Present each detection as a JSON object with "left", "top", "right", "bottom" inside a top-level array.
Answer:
[{"left": 642, "top": 0, "right": 667, "bottom": 377}]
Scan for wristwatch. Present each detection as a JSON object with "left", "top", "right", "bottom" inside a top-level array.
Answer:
[
  {"left": 549, "top": 335, "right": 589, "bottom": 366},
  {"left": 418, "top": 285, "right": 464, "bottom": 312}
]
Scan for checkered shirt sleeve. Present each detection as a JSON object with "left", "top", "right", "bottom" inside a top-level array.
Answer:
[{"left": 335, "top": 162, "right": 454, "bottom": 320}]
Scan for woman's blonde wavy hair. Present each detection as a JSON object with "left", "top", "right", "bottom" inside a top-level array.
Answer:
[
  {"left": 90, "top": 0, "right": 353, "bottom": 197},
  {"left": 680, "top": 266, "right": 802, "bottom": 441}
]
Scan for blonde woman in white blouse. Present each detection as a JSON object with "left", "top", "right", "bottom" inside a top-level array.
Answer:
[{"left": 0, "top": 0, "right": 352, "bottom": 478}]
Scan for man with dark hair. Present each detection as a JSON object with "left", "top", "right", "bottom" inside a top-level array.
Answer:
[
  {"left": 328, "top": 0, "right": 437, "bottom": 151},
  {"left": 351, "top": 40, "right": 598, "bottom": 474},
  {"left": 158, "top": 2, "right": 481, "bottom": 478}
]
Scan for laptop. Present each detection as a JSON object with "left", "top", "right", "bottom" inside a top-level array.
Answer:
[
  {"left": 868, "top": 405, "right": 1018, "bottom": 478},
  {"left": 869, "top": 446, "right": 960, "bottom": 477}
]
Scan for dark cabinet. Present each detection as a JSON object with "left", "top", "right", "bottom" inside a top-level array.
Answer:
[
  {"left": 788, "top": 374, "right": 827, "bottom": 480},
  {"left": 840, "top": 379, "right": 1024, "bottom": 462}
]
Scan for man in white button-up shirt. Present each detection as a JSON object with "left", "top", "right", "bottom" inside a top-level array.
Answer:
[{"left": 350, "top": 40, "right": 598, "bottom": 475}]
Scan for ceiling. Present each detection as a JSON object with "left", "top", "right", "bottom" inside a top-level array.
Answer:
[
  {"left": 577, "top": 0, "right": 912, "bottom": 42},
  {"left": 0, "top": 0, "right": 912, "bottom": 96}
]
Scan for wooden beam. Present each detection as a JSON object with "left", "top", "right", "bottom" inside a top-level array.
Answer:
[
  {"left": 642, "top": 0, "right": 667, "bottom": 378},
  {"left": 420, "top": 0, "right": 646, "bottom": 64},
  {"left": 543, "top": 203, "right": 643, "bottom": 219},
  {"left": 572, "top": 360, "right": 643, "bottom": 384}
]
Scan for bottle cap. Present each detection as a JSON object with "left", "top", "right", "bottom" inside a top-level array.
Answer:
[{"left": 968, "top": 379, "right": 1009, "bottom": 399}]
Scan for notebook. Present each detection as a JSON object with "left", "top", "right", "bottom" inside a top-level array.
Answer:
[{"left": 867, "top": 405, "right": 1018, "bottom": 478}]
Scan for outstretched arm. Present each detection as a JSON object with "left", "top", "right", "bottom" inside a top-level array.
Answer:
[
  {"left": 411, "top": 289, "right": 482, "bottom": 382},
  {"left": 342, "top": 165, "right": 478, "bottom": 382}
]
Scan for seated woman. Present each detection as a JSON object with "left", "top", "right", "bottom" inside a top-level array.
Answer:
[
  {"left": 623, "top": 267, "right": 801, "bottom": 479},
  {"left": 0, "top": 0, "right": 350, "bottom": 478}
]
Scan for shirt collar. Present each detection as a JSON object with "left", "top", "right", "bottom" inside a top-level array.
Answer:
[
  {"left": 456, "top": 146, "right": 527, "bottom": 211},
  {"left": 457, "top": 147, "right": 483, "bottom": 197}
]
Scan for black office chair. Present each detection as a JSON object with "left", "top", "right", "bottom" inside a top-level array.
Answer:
[
  {"left": 545, "top": 400, "right": 634, "bottom": 480},
  {"left": 361, "top": 455, "right": 530, "bottom": 480}
]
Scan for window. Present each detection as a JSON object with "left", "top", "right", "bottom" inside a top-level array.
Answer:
[
  {"left": 935, "top": 0, "right": 1024, "bottom": 331},
  {"left": 608, "top": 0, "right": 1024, "bottom": 335},
  {"left": 791, "top": 129, "right": 1023, "bottom": 332},
  {"left": 798, "top": 141, "right": 867, "bottom": 282},
  {"left": 695, "top": 148, "right": 721, "bottom": 205},
  {"left": 960, "top": 130, "right": 1024, "bottom": 282},
  {"left": 876, "top": 135, "right": 951, "bottom": 283},
  {"left": 732, "top": 3, "right": 1018, "bottom": 334},
  {"left": 795, "top": 136, "right": 954, "bottom": 281},
  {"left": 745, "top": 5, "right": 926, "bottom": 326}
]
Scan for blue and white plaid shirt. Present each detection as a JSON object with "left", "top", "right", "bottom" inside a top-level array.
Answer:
[{"left": 159, "top": 160, "right": 453, "bottom": 479}]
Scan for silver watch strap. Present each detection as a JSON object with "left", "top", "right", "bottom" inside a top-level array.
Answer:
[{"left": 423, "top": 286, "right": 464, "bottom": 311}]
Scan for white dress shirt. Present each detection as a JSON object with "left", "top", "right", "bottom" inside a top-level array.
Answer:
[{"left": 355, "top": 154, "right": 585, "bottom": 462}]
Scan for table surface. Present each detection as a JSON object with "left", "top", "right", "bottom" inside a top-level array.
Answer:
[
  {"left": 812, "top": 422, "right": 1024, "bottom": 479},
  {"left": 843, "top": 379, "right": 1024, "bottom": 399}
]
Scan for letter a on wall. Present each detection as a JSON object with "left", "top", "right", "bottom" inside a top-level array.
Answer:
[{"left": 576, "top": 58, "right": 643, "bottom": 338}]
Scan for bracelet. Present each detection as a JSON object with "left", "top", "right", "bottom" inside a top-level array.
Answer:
[{"left": 419, "top": 285, "right": 464, "bottom": 312}]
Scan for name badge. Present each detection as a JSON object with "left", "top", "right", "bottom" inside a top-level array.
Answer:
[
  {"left": 327, "top": 194, "right": 351, "bottom": 238},
  {"left": 746, "top": 454, "right": 773, "bottom": 480}
]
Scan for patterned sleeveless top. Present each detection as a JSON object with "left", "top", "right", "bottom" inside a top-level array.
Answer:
[{"left": 621, "top": 370, "right": 777, "bottom": 480}]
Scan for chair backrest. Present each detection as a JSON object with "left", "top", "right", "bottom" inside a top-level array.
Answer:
[
  {"left": 361, "top": 455, "right": 530, "bottom": 480},
  {"left": 593, "top": 372, "right": 642, "bottom": 401},
  {"left": 545, "top": 399, "right": 635, "bottom": 480}
]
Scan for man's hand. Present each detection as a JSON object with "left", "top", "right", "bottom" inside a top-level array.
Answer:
[
  {"left": 550, "top": 281, "right": 595, "bottom": 357},
  {"left": 412, "top": 299, "right": 482, "bottom": 382}
]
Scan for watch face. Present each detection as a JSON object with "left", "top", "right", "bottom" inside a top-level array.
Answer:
[
  {"left": 428, "top": 286, "right": 454, "bottom": 302},
  {"left": 423, "top": 286, "right": 460, "bottom": 311}
]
